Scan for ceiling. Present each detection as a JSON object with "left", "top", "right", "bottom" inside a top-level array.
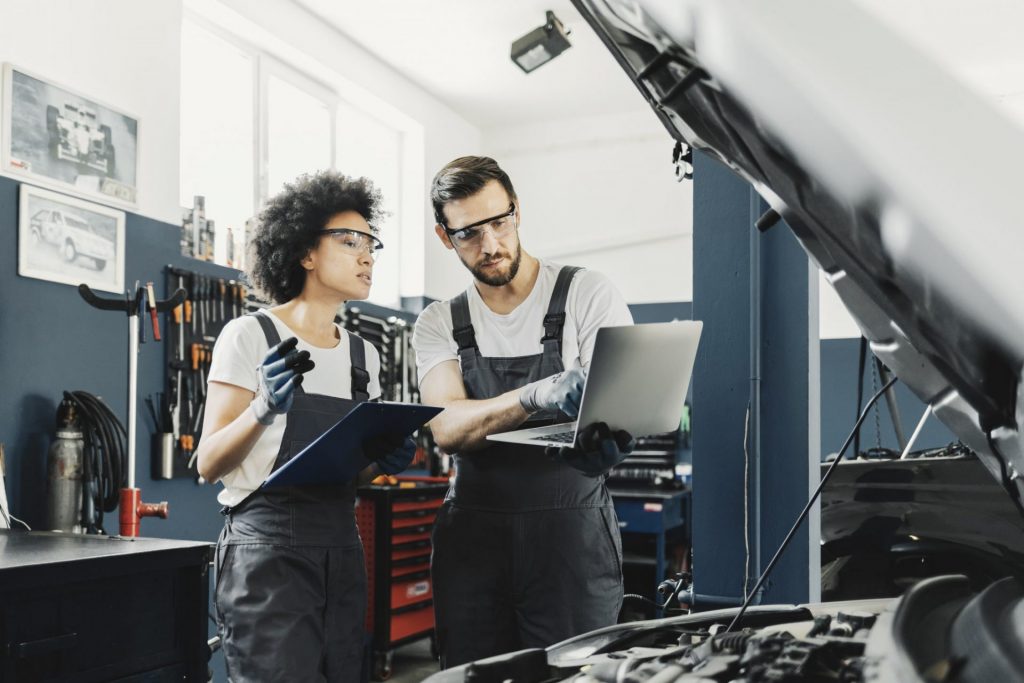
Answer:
[
  {"left": 294, "top": 0, "right": 1024, "bottom": 132},
  {"left": 291, "top": 0, "right": 649, "bottom": 129}
]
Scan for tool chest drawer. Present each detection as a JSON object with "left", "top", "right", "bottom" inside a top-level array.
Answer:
[
  {"left": 0, "top": 531, "right": 211, "bottom": 682},
  {"left": 356, "top": 476, "right": 449, "bottom": 678}
]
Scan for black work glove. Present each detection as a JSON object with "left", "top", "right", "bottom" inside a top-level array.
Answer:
[
  {"left": 548, "top": 422, "right": 635, "bottom": 476},
  {"left": 251, "top": 337, "right": 315, "bottom": 425},
  {"left": 363, "top": 433, "right": 418, "bottom": 475}
]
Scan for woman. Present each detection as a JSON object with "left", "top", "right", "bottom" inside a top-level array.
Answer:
[{"left": 197, "top": 170, "right": 416, "bottom": 682}]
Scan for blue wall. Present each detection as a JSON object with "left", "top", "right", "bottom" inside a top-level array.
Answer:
[
  {"left": 820, "top": 337, "right": 954, "bottom": 457},
  {"left": 0, "top": 175, "right": 234, "bottom": 539}
]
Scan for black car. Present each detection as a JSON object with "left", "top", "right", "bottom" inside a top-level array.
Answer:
[{"left": 425, "top": 0, "right": 1024, "bottom": 680}]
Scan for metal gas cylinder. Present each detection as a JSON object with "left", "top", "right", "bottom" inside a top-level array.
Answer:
[{"left": 47, "top": 398, "right": 84, "bottom": 533}]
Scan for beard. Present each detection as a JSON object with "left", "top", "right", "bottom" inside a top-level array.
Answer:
[{"left": 465, "top": 241, "right": 523, "bottom": 287}]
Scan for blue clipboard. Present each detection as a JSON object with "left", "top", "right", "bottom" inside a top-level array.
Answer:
[{"left": 261, "top": 401, "right": 443, "bottom": 489}]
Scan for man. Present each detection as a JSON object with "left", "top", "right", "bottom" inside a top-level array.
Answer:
[{"left": 412, "top": 156, "right": 635, "bottom": 668}]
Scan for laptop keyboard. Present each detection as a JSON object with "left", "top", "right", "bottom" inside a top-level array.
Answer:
[{"left": 532, "top": 431, "right": 575, "bottom": 444}]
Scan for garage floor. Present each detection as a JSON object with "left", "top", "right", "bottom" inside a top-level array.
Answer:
[{"left": 389, "top": 637, "right": 440, "bottom": 682}]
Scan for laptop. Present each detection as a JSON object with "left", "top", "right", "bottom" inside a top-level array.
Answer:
[{"left": 488, "top": 321, "right": 702, "bottom": 448}]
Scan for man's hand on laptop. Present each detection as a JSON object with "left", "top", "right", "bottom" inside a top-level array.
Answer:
[
  {"left": 519, "top": 360, "right": 587, "bottom": 417},
  {"left": 548, "top": 422, "right": 635, "bottom": 476},
  {"left": 364, "top": 433, "right": 417, "bottom": 475}
]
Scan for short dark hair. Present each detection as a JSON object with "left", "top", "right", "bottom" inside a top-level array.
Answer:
[
  {"left": 430, "top": 156, "right": 517, "bottom": 227},
  {"left": 248, "top": 170, "right": 383, "bottom": 304}
]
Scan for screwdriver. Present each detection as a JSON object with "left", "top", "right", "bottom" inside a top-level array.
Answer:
[{"left": 146, "top": 282, "right": 161, "bottom": 341}]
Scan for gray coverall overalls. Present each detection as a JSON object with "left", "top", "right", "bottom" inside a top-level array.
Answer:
[
  {"left": 431, "top": 265, "right": 624, "bottom": 668},
  {"left": 214, "top": 312, "right": 371, "bottom": 682}
]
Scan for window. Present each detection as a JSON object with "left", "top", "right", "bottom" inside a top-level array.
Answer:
[
  {"left": 265, "top": 69, "right": 333, "bottom": 199},
  {"left": 180, "top": 19, "right": 254, "bottom": 267},
  {"left": 336, "top": 102, "right": 402, "bottom": 308},
  {"left": 180, "top": 16, "right": 408, "bottom": 307}
]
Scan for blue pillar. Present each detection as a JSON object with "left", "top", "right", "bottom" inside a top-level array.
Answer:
[{"left": 691, "top": 151, "right": 820, "bottom": 606}]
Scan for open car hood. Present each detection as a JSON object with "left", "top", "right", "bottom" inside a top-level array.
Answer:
[{"left": 571, "top": 0, "right": 1024, "bottom": 504}]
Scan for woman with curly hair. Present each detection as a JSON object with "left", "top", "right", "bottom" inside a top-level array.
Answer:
[{"left": 196, "top": 170, "right": 417, "bottom": 681}]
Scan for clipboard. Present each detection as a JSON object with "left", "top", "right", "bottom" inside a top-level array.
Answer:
[{"left": 261, "top": 401, "right": 443, "bottom": 489}]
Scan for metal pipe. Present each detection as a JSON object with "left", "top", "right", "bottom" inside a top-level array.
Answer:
[
  {"left": 128, "top": 303, "right": 138, "bottom": 489},
  {"left": 876, "top": 360, "right": 907, "bottom": 451},
  {"left": 899, "top": 405, "right": 933, "bottom": 459}
]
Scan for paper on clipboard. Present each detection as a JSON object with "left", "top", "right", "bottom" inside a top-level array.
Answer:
[{"left": 261, "top": 401, "right": 443, "bottom": 489}]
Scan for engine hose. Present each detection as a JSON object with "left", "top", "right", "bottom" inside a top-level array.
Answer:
[{"left": 63, "top": 390, "right": 127, "bottom": 533}]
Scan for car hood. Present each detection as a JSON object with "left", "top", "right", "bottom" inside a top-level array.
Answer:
[{"left": 571, "top": 0, "right": 1024, "bottom": 508}]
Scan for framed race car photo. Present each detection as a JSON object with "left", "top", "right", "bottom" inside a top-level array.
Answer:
[
  {"left": 18, "top": 183, "right": 125, "bottom": 294},
  {"left": 2, "top": 64, "right": 139, "bottom": 207}
]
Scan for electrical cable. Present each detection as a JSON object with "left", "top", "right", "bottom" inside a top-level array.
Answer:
[
  {"left": 63, "top": 390, "right": 127, "bottom": 533},
  {"left": 724, "top": 375, "right": 898, "bottom": 633},
  {"left": 0, "top": 501, "right": 31, "bottom": 530}
]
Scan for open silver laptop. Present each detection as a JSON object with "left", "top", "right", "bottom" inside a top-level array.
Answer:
[{"left": 488, "top": 321, "right": 702, "bottom": 448}]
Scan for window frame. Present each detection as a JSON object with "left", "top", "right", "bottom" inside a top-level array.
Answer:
[{"left": 181, "top": 12, "right": 407, "bottom": 307}]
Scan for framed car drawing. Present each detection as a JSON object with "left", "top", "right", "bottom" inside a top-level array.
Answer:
[
  {"left": 2, "top": 64, "right": 139, "bottom": 207},
  {"left": 18, "top": 184, "right": 125, "bottom": 294}
]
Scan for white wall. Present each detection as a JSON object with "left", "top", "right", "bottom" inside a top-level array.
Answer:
[
  {"left": 472, "top": 110, "right": 692, "bottom": 305},
  {"left": 819, "top": 272, "right": 862, "bottom": 339},
  {"left": 0, "top": 0, "right": 183, "bottom": 223},
  {"left": 475, "top": 108, "right": 861, "bottom": 339},
  {"left": 0, "top": 0, "right": 482, "bottom": 301}
]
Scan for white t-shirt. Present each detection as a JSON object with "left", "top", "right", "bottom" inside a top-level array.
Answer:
[
  {"left": 412, "top": 259, "right": 633, "bottom": 384},
  {"left": 207, "top": 310, "right": 382, "bottom": 507}
]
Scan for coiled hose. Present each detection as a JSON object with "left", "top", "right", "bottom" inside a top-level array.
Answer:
[{"left": 63, "top": 390, "right": 126, "bottom": 533}]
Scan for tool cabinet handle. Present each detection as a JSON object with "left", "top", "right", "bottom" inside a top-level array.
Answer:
[{"left": 9, "top": 632, "right": 77, "bottom": 658}]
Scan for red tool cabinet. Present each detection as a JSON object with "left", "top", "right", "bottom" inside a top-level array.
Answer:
[{"left": 356, "top": 476, "right": 449, "bottom": 680}]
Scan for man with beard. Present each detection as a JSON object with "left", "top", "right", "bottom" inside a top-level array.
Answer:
[{"left": 412, "top": 156, "right": 636, "bottom": 667}]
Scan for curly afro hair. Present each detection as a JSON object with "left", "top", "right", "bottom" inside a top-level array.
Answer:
[{"left": 248, "top": 170, "right": 384, "bottom": 304}]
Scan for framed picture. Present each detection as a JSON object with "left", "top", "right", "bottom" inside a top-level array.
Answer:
[
  {"left": 2, "top": 64, "right": 139, "bottom": 207},
  {"left": 19, "top": 184, "right": 125, "bottom": 294}
]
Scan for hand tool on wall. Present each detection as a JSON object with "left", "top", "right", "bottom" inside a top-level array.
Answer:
[
  {"left": 146, "top": 282, "right": 161, "bottom": 341},
  {"left": 188, "top": 273, "right": 196, "bottom": 335},
  {"left": 78, "top": 282, "right": 185, "bottom": 537},
  {"left": 195, "top": 276, "right": 204, "bottom": 337},
  {"left": 219, "top": 279, "right": 226, "bottom": 321}
]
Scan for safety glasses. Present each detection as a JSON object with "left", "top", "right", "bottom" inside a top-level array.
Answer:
[
  {"left": 319, "top": 228, "right": 384, "bottom": 260},
  {"left": 442, "top": 204, "right": 517, "bottom": 248}
]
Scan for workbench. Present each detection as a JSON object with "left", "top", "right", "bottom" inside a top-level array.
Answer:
[{"left": 0, "top": 530, "right": 212, "bottom": 682}]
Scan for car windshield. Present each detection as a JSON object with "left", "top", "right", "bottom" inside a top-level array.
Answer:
[{"left": 64, "top": 216, "right": 90, "bottom": 230}]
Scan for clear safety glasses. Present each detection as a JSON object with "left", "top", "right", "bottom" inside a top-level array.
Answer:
[
  {"left": 442, "top": 204, "right": 518, "bottom": 249},
  {"left": 319, "top": 228, "right": 384, "bottom": 260}
]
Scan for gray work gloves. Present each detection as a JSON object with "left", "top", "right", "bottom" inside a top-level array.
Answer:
[
  {"left": 251, "top": 337, "right": 316, "bottom": 426},
  {"left": 519, "top": 360, "right": 588, "bottom": 418},
  {"left": 549, "top": 422, "right": 636, "bottom": 476}
]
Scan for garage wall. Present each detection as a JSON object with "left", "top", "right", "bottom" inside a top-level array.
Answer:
[{"left": 0, "top": 0, "right": 184, "bottom": 223}]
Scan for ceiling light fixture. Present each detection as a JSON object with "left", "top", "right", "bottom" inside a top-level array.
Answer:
[{"left": 511, "top": 11, "right": 572, "bottom": 74}]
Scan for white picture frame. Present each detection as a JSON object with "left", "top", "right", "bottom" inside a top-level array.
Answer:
[
  {"left": 19, "top": 184, "right": 126, "bottom": 294},
  {"left": 2, "top": 63, "right": 139, "bottom": 207}
]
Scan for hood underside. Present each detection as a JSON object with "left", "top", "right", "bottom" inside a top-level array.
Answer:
[{"left": 571, "top": 0, "right": 1024, "bottom": 502}]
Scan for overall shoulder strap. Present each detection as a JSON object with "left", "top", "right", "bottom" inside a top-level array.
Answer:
[
  {"left": 348, "top": 332, "right": 371, "bottom": 402},
  {"left": 450, "top": 290, "right": 477, "bottom": 351},
  {"left": 250, "top": 310, "right": 281, "bottom": 347},
  {"left": 449, "top": 290, "right": 479, "bottom": 366},
  {"left": 541, "top": 266, "right": 584, "bottom": 354}
]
